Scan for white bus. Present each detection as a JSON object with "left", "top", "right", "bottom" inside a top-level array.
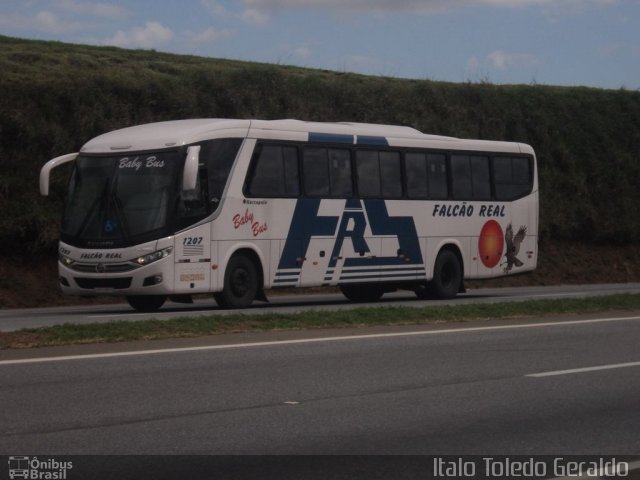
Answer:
[{"left": 40, "top": 119, "right": 538, "bottom": 311}]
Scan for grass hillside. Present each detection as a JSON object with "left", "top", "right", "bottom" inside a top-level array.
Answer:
[{"left": 0, "top": 35, "right": 639, "bottom": 307}]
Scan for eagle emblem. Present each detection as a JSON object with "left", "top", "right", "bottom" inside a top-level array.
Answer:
[{"left": 503, "top": 224, "right": 527, "bottom": 273}]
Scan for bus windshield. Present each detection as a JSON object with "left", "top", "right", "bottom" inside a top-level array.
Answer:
[{"left": 61, "top": 151, "right": 182, "bottom": 248}]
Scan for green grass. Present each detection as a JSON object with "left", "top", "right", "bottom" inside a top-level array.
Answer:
[
  {"left": 2, "top": 294, "right": 639, "bottom": 349},
  {"left": 1, "top": 35, "right": 640, "bottom": 255}
]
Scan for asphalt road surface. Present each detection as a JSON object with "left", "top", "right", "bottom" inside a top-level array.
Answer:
[
  {"left": 1, "top": 282, "right": 640, "bottom": 331},
  {"left": 1, "top": 310, "right": 639, "bottom": 456}
]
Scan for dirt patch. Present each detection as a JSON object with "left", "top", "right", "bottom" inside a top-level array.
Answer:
[{"left": 1, "top": 240, "right": 639, "bottom": 309}]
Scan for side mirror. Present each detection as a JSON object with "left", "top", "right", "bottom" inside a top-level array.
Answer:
[
  {"left": 183, "top": 146, "right": 200, "bottom": 191},
  {"left": 40, "top": 153, "right": 78, "bottom": 196}
]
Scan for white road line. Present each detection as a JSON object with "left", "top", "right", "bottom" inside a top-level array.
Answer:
[
  {"left": 525, "top": 292, "right": 596, "bottom": 298},
  {"left": 88, "top": 313, "right": 161, "bottom": 319},
  {"left": 527, "top": 361, "right": 640, "bottom": 378},
  {"left": 1, "top": 315, "right": 639, "bottom": 367}
]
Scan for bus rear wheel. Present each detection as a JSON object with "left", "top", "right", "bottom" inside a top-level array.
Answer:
[
  {"left": 126, "top": 295, "right": 166, "bottom": 312},
  {"left": 215, "top": 254, "right": 258, "bottom": 309},
  {"left": 431, "top": 249, "right": 462, "bottom": 300},
  {"left": 340, "top": 284, "right": 384, "bottom": 303}
]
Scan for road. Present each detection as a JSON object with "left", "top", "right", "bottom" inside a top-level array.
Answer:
[
  {"left": 1, "top": 282, "right": 640, "bottom": 331},
  {"left": 1, "top": 310, "right": 639, "bottom": 456}
]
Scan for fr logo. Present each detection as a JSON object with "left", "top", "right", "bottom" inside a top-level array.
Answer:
[{"left": 278, "top": 198, "right": 423, "bottom": 270}]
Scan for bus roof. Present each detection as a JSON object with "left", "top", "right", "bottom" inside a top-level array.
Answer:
[{"left": 80, "top": 118, "right": 533, "bottom": 156}]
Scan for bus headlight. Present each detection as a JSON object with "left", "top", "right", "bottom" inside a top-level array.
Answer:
[
  {"left": 59, "top": 254, "right": 75, "bottom": 267},
  {"left": 135, "top": 247, "right": 173, "bottom": 266}
]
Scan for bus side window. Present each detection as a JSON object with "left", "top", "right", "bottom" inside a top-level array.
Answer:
[
  {"left": 178, "top": 163, "right": 209, "bottom": 227},
  {"left": 405, "top": 152, "right": 429, "bottom": 199},
  {"left": 247, "top": 144, "right": 300, "bottom": 197},
  {"left": 205, "top": 138, "right": 242, "bottom": 209},
  {"left": 328, "top": 149, "right": 353, "bottom": 197},
  {"left": 493, "top": 156, "right": 532, "bottom": 200},
  {"left": 356, "top": 150, "right": 381, "bottom": 197},
  {"left": 427, "top": 153, "right": 448, "bottom": 199},
  {"left": 303, "top": 147, "right": 352, "bottom": 197},
  {"left": 178, "top": 138, "right": 243, "bottom": 227},
  {"left": 303, "top": 147, "right": 330, "bottom": 196},
  {"left": 356, "top": 150, "right": 402, "bottom": 198},
  {"left": 451, "top": 155, "right": 472, "bottom": 199},
  {"left": 380, "top": 151, "right": 402, "bottom": 198},
  {"left": 405, "top": 152, "right": 448, "bottom": 200},
  {"left": 471, "top": 156, "right": 491, "bottom": 200},
  {"left": 451, "top": 155, "right": 490, "bottom": 200}
]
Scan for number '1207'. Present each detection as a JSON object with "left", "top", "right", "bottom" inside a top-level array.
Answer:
[{"left": 183, "top": 237, "right": 203, "bottom": 246}]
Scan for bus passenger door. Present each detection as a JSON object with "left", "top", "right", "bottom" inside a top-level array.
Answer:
[{"left": 174, "top": 223, "right": 211, "bottom": 293}]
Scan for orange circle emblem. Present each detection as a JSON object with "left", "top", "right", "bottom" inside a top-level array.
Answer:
[{"left": 478, "top": 220, "right": 504, "bottom": 268}]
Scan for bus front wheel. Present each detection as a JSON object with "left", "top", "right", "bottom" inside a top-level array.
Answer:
[
  {"left": 431, "top": 249, "right": 462, "bottom": 300},
  {"left": 215, "top": 254, "right": 258, "bottom": 309},
  {"left": 126, "top": 295, "right": 166, "bottom": 312}
]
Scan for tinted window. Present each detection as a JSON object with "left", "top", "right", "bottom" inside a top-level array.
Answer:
[
  {"left": 203, "top": 138, "right": 242, "bottom": 209},
  {"left": 380, "top": 151, "right": 402, "bottom": 198},
  {"left": 493, "top": 156, "right": 532, "bottom": 200},
  {"left": 451, "top": 154, "right": 490, "bottom": 200},
  {"left": 247, "top": 144, "right": 299, "bottom": 197},
  {"left": 283, "top": 147, "right": 299, "bottom": 195},
  {"left": 328, "top": 149, "right": 353, "bottom": 197},
  {"left": 471, "top": 156, "right": 491, "bottom": 200},
  {"left": 451, "top": 155, "right": 472, "bottom": 199},
  {"left": 428, "top": 153, "right": 448, "bottom": 199},
  {"left": 356, "top": 150, "right": 380, "bottom": 197},
  {"left": 356, "top": 150, "right": 402, "bottom": 198},
  {"left": 62, "top": 151, "right": 182, "bottom": 248},
  {"left": 303, "top": 148, "right": 329, "bottom": 196},
  {"left": 405, "top": 152, "right": 428, "bottom": 199},
  {"left": 513, "top": 157, "right": 531, "bottom": 184},
  {"left": 303, "top": 148, "right": 352, "bottom": 197}
]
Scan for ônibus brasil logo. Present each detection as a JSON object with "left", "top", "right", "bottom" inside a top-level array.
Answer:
[{"left": 8, "top": 456, "right": 73, "bottom": 480}]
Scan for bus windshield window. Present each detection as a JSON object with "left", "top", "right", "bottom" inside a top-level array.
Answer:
[
  {"left": 62, "top": 151, "right": 181, "bottom": 247},
  {"left": 113, "top": 153, "right": 177, "bottom": 238}
]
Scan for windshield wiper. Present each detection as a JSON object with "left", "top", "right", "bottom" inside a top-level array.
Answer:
[
  {"left": 109, "top": 174, "right": 132, "bottom": 243},
  {"left": 76, "top": 180, "right": 108, "bottom": 239}
]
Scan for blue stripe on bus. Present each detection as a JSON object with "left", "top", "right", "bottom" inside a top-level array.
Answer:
[
  {"left": 356, "top": 135, "right": 388, "bottom": 146},
  {"left": 273, "top": 278, "right": 298, "bottom": 284},
  {"left": 309, "top": 132, "right": 354, "bottom": 144},
  {"left": 340, "top": 266, "right": 425, "bottom": 275},
  {"left": 340, "top": 272, "right": 421, "bottom": 281},
  {"left": 343, "top": 257, "right": 424, "bottom": 268}
]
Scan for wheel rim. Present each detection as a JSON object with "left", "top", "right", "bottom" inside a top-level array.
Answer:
[
  {"left": 230, "top": 267, "right": 250, "bottom": 297},
  {"left": 440, "top": 261, "right": 455, "bottom": 289}
]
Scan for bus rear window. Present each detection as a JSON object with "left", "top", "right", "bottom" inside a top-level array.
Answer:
[{"left": 493, "top": 156, "right": 532, "bottom": 200}]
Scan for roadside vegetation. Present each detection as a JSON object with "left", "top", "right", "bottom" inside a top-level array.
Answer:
[
  {"left": 2, "top": 294, "right": 639, "bottom": 349},
  {"left": 1, "top": 35, "right": 639, "bottom": 307}
]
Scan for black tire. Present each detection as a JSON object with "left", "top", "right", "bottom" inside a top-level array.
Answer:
[
  {"left": 431, "top": 249, "right": 462, "bottom": 300},
  {"left": 340, "top": 284, "right": 384, "bottom": 302},
  {"left": 414, "top": 283, "right": 432, "bottom": 300},
  {"left": 126, "top": 295, "right": 166, "bottom": 312},
  {"left": 215, "top": 254, "right": 259, "bottom": 308}
]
